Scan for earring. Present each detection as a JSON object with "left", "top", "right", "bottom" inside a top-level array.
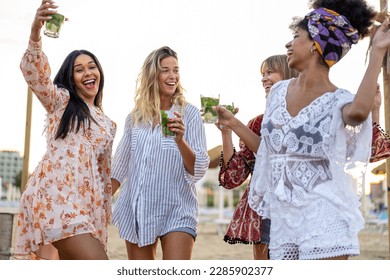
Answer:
[{"left": 311, "top": 48, "right": 316, "bottom": 54}]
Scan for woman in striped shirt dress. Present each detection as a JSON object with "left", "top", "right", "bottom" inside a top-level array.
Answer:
[{"left": 111, "top": 46, "right": 209, "bottom": 260}]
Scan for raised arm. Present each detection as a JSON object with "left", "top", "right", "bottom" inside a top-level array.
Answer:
[
  {"left": 30, "top": 0, "right": 58, "bottom": 41},
  {"left": 219, "top": 115, "right": 262, "bottom": 189},
  {"left": 216, "top": 106, "right": 261, "bottom": 153},
  {"left": 343, "top": 19, "right": 390, "bottom": 126},
  {"left": 20, "top": 0, "right": 66, "bottom": 113}
]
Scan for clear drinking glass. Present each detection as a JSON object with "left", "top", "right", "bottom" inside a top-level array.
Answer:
[
  {"left": 44, "top": 13, "right": 66, "bottom": 38},
  {"left": 200, "top": 94, "right": 220, "bottom": 123},
  {"left": 161, "top": 110, "right": 175, "bottom": 137}
]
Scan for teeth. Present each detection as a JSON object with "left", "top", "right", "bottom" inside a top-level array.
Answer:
[
  {"left": 83, "top": 79, "right": 95, "bottom": 84},
  {"left": 167, "top": 82, "right": 175, "bottom": 86}
]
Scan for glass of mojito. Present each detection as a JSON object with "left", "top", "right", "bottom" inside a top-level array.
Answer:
[
  {"left": 200, "top": 94, "right": 220, "bottom": 123},
  {"left": 44, "top": 13, "right": 66, "bottom": 38},
  {"left": 161, "top": 110, "right": 175, "bottom": 137},
  {"left": 222, "top": 102, "right": 235, "bottom": 114}
]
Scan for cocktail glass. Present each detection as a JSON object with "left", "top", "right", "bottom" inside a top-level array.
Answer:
[
  {"left": 161, "top": 110, "right": 175, "bottom": 137},
  {"left": 200, "top": 94, "right": 220, "bottom": 123},
  {"left": 222, "top": 102, "right": 235, "bottom": 114},
  {"left": 44, "top": 13, "right": 66, "bottom": 38}
]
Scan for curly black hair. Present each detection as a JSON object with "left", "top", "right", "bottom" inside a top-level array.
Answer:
[{"left": 290, "top": 0, "right": 377, "bottom": 40}]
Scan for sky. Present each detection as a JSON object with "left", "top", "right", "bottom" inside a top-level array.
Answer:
[{"left": 0, "top": 0, "right": 383, "bottom": 173}]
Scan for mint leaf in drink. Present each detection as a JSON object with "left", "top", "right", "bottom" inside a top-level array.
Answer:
[
  {"left": 161, "top": 110, "right": 169, "bottom": 126},
  {"left": 52, "top": 14, "right": 65, "bottom": 22},
  {"left": 161, "top": 110, "right": 175, "bottom": 136},
  {"left": 200, "top": 96, "right": 220, "bottom": 123},
  {"left": 222, "top": 103, "right": 235, "bottom": 113}
]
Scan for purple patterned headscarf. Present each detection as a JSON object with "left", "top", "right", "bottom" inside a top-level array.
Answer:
[{"left": 305, "top": 7, "right": 359, "bottom": 67}]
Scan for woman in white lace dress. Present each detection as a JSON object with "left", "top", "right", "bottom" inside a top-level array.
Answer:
[{"left": 246, "top": 0, "right": 390, "bottom": 259}]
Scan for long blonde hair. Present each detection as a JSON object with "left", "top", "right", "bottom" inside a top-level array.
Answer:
[{"left": 131, "top": 46, "right": 187, "bottom": 127}]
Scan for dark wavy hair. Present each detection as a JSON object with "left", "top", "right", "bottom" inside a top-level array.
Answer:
[
  {"left": 290, "top": 0, "right": 377, "bottom": 39},
  {"left": 53, "top": 50, "right": 104, "bottom": 139}
]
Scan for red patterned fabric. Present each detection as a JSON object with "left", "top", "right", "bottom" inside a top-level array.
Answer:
[
  {"left": 219, "top": 115, "right": 263, "bottom": 244},
  {"left": 370, "top": 122, "right": 390, "bottom": 163}
]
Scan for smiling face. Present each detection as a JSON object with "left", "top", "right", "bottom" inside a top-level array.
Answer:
[
  {"left": 73, "top": 54, "right": 101, "bottom": 105},
  {"left": 285, "top": 28, "right": 314, "bottom": 71},
  {"left": 158, "top": 56, "right": 180, "bottom": 98},
  {"left": 261, "top": 64, "right": 283, "bottom": 97}
]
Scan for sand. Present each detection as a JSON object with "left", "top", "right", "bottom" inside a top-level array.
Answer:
[
  {"left": 3, "top": 206, "right": 388, "bottom": 260},
  {"left": 107, "top": 221, "right": 389, "bottom": 260}
]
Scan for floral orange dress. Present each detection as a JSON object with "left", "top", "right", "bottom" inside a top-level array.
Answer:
[{"left": 14, "top": 39, "right": 117, "bottom": 259}]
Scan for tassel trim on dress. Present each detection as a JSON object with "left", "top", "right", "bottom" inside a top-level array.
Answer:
[{"left": 223, "top": 235, "right": 262, "bottom": 245}]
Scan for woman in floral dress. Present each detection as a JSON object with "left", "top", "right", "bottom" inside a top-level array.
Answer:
[{"left": 14, "top": 0, "right": 116, "bottom": 260}]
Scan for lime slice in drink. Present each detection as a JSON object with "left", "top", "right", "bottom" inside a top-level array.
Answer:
[{"left": 204, "top": 112, "right": 214, "bottom": 122}]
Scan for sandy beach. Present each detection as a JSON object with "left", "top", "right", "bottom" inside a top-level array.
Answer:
[
  {"left": 107, "top": 220, "right": 389, "bottom": 260},
  {"left": 2, "top": 205, "right": 388, "bottom": 260}
]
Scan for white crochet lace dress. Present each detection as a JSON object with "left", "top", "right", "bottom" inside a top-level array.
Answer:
[{"left": 248, "top": 79, "right": 371, "bottom": 259}]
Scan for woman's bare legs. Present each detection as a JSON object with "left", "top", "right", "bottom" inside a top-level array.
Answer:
[
  {"left": 253, "top": 243, "right": 269, "bottom": 260},
  {"left": 125, "top": 240, "right": 158, "bottom": 260},
  {"left": 160, "top": 232, "right": 194, "bottom": 260},
  {"left": 52, "top": 233, "right": 108, "bottom": 260},
  {"left": 124, "top": 232, "right": 194, "bottom": 260}
]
